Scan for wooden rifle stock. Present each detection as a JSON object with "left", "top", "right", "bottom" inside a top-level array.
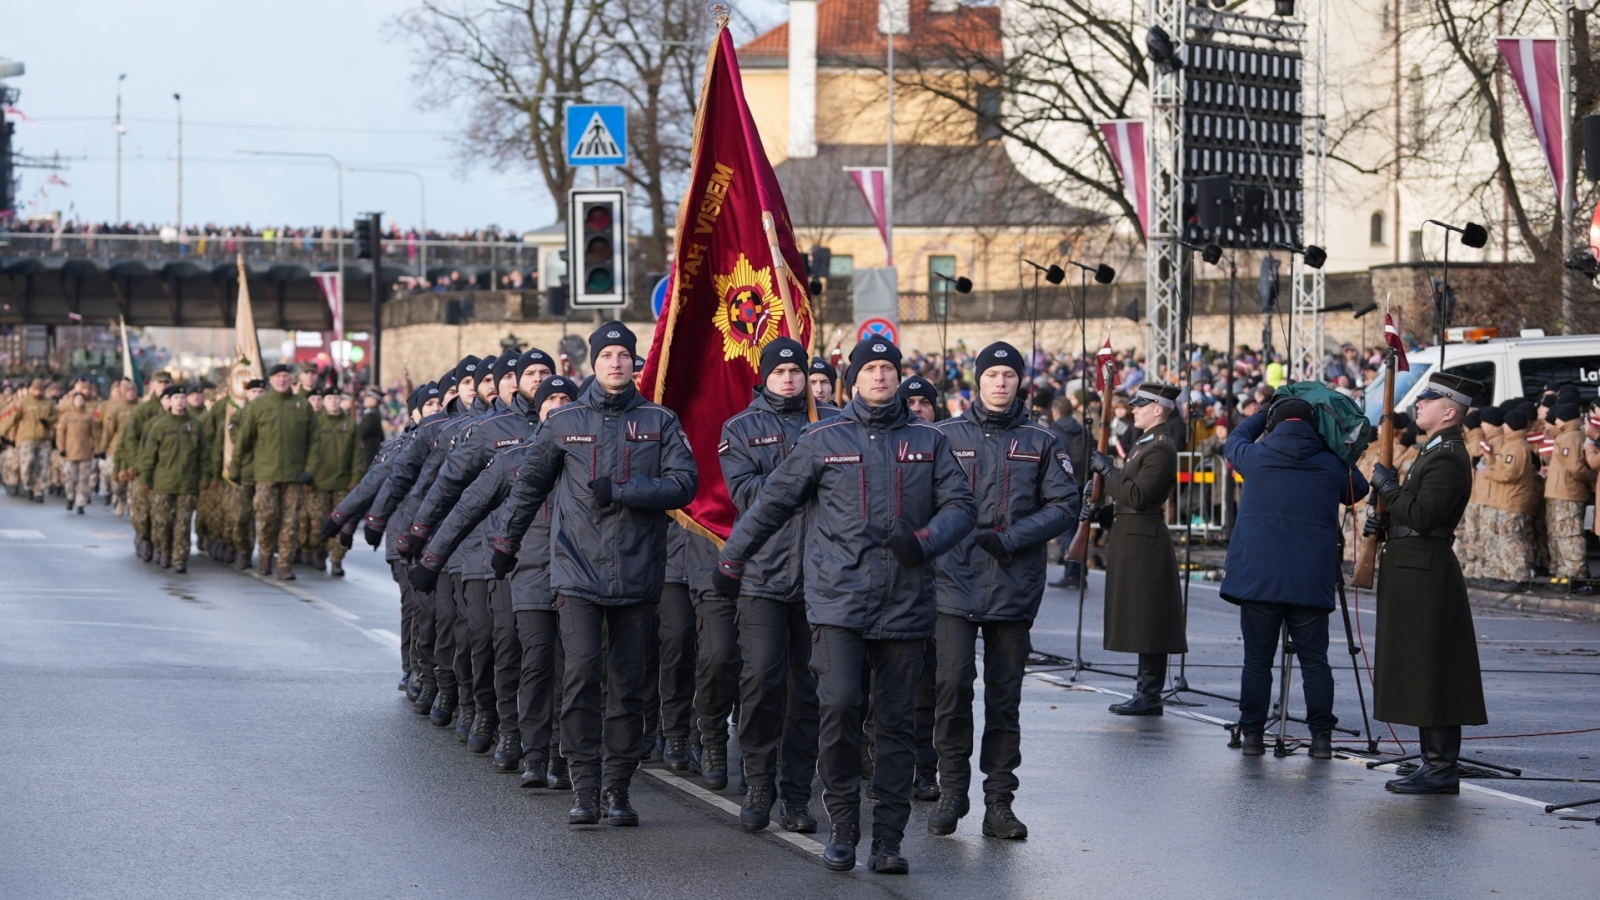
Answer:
[
  {"left": 1065, "top": 379, "right": 1116, "bottom": 563},
  {"left": 1349, "top": 352, "right": 1396, "bottom": 589}
]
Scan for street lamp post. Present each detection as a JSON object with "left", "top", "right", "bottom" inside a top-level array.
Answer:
[
  {"left": 236, "top": 149, "right": 345, "bottom": 336},
  {"left": 114, "top": 74, "right": 125, "bottom": 224},
  {"left": 347, "top": 167, "right": 427, "bottom": 276},
  {"left": 173, "top": 93, "right": 182, "bottom": 235}
]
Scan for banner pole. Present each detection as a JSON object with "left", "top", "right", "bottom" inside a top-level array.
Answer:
[{"left": 762, "top": 210, "right": 818, "bottom": 422}]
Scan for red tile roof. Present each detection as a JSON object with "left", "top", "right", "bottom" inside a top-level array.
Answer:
[{"left": 741, "top": 0, "right": 1001, "bottom": 63}]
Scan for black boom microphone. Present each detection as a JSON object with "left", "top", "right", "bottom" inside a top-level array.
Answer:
[
  {"left": 1024, "top": 259, "right": 1066, "bottom": 284},
  {"left": 1425, "top": 219, "right": 1489, "bottom": 249},
  {"left": 1069, "top": 260, "right": 1116, "bottom": 284}
]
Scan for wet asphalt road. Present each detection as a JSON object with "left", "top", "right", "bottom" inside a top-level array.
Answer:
[{"left": 2, "top": 495, "right": 1597, "bottom": 899}]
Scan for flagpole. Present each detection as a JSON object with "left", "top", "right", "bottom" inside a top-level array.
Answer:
[
  {"left": 1560, "top": 2, "right": 1575, "bottom": 333},
  {"left": 763, "top": 210, "right": 818, "bottom": 423}
]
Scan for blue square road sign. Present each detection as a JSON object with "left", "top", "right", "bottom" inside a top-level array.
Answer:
[{"left": 566, "top": 105, "right": 628, "bottom": 167}]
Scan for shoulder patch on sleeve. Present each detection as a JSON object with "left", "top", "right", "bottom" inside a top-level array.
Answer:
[
  {"left": 717, "top": 439, "right": 731, "bottom": 456},
  {"left": 1056, "top": 451, "right": 1075, "bottom": 476}
]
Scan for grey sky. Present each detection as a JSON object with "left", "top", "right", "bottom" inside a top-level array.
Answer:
[{"left": 4, "top": 0, "right": 786, "bottom": 235}]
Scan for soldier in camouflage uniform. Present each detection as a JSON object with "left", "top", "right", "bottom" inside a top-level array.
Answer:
[
  {"left": 229, "top": 364, "right": 316, "bottom": 580},
  {"left": 99, "top": 379, "right": 138, "bottom": 514},
  {"left": 304, "top": 388, "right": 366, "bottom": 576},
  {"left": 118, "top": 372, "right": 174, "bottom": 560},
  {"left": 1475, "top": 408, "right": 1539, "bottom": 589},
  {"left": 1457, "top": 408, "right": 1493, "bottom": 579},
  {"left": 222, "top": 379, "right": 265, "bottom": 569},
  {"left": 1542, "top": 402, "right": 1590, "bottom": 581},
  {"left": 139, "top": 386, "right": 205, "bottom": 573}
]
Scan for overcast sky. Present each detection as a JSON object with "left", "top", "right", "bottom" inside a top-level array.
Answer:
[{"left": 4, "top": 0, "right": 785, "bottom": 235}]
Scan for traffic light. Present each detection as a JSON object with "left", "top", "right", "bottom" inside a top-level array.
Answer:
[
  {"left": 567, "top": 188, "right": 627, "bottom": 307},
  {"left": 354, "top": 213, "right": 380, "bottom": 260}
]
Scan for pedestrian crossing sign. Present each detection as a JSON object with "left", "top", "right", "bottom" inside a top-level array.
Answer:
[{"left": 566, "top": 105, "right": 628, "bottom": 167}]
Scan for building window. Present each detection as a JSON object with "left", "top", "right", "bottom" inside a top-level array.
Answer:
[
  {"left": 1370, "top": 211, "right": 1386, "bottom": 246},
  {"left": 928, "top": 255, "right": 957, "bottom": 315},
  {"left": 1409, "top": 230, "right": 1423, "bottom": 261},
  {"left": 976, "top": 86, "right": 1003, "bottom": 142}
]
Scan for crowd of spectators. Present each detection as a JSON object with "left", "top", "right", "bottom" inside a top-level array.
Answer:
[{"left": 2, "top": 218, "right": 535, "bottom": 246}]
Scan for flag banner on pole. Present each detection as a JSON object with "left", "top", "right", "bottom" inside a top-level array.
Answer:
[
  {"left": 1498, "top": 37, "right": 1564, "bottom": 201},
  {"left": 1095, "top": 339, "right": 1118, "bottom": 391},
  {"left": 843, "top": 166, "right": 892, "bottom": 263},
  {"left": 1099, "top": 120, "right": 1149, "bottom": 237},
  {"left": 1383, "top": 313, "right": 1410, "bottom": 372},
  {"left": 224, "top": 256, "right": 265, "bottom": 483},
  {"left": 312, "top": 272, "right": 342, "bottom": 333},
  {"left": 640, "top": 19, "right": 814, "bottom": 544}
]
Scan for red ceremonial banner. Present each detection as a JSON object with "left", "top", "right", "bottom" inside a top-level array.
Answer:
[{"left": 640, "top": 21, "right": 814, "bottom": 544}]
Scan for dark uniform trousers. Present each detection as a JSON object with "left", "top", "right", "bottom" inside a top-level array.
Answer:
[
  {"left": 461, "top": 578, "right": 496, "bottom": 714},
  {"left": 736, "top": 595, "right": 819, "bottom": 801},
  {"left": 695, "top": 598, "right": 741, "bottom": 749},
  {"left": 864, "top": 639, "right": 936, "bottom": 783},
  {"left": 488, "top": 580, "right": 522, "bottom": 737},
  {"left": 559, "top": 594, "right": 654, "bottom": 792},
  {"left": 391, "top": 561, "right": 421, "bottom": 679},
  {"left": 514, "top": 609, "right": 564, "bottom": 766},
  {"left": 1238, "top": 602, "right": 1336, "bottom": 735},
  {"left": 434, "top": 574, "right": 462, "bottom": 703},
  {"left": 653, "top": 583, "right": 698, "bottom": 742},
  {"left": 933, "top": 615, "right": 1031, "bottom": 801},
  {"left": 813, "top": 625, "right": 924, "bottom": 844}
]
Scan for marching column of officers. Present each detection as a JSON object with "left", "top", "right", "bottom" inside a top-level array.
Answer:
[{"left": 319, "top": 323, "right": 1080, "bottom": 875}]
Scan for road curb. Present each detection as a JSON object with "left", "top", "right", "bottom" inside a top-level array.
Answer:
[{"left": 1467, "top": 587, "right": 1600, "bottom": 621}]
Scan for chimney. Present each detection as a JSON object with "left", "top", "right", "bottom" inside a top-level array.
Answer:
[{"left": 788, "top": 0, "right": 818, "bottom": 159}]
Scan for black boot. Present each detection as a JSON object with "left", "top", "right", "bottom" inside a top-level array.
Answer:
[
  {"left": 912, "top": 770, "right": 941, "bottom": 801},
  {"left": 1109, "top": 653, "right": 1166, "bottom": 716},
  {"left": 867, "top": 838, "right": 909, "bottom": 874},
  {"left": 776, "top": 798, "right": 817, "bottom": 834},
  {"left": 823, "top": 823, "right": 859, "bottom": 872},
  {"left": 138, "top": 540, "right": 154, "bottom": 562},
  {"left": 569, "top": 788, "right": 601, "bottom": 825},
  {"left": 492, "top": 731, "right": 523, "bottom": 771},
  {"left": 547, "top": 756, "right": 572, "bottom": 790},
  {"left": 1239, "top": 730, "right": 1265, "bottom": 756},
  {"left": 927, "top": 791, "right": 970, "bottom": 836},
  {"left": 428, "top": 691, "right": 456, "bottom": 727},
  {"left": 397, "top": 670, "right": 410, "bottom": 692},
  {"left": 663, "top": 735, "right": 690, "bottom": 772},
  {"left": 701, "top": 740, "right": 728, "bottom": 790},
  {"left": 740, "top": 784, "right": 774, "bottom": 832},
  {"left": 468, "top": 709, "right": 497, "bottom": 753},
  {"left": 603, "top": 786, "right": 639, "bottom": 826},
  {"left": 520, "top": 755, "right": 548, "bottom": 789},
  {"left": 455, "top": 705, "right": 475, "bottom": 743},
  {"left": 982, "top": 795, "right": 1028, "bottom": 839},
  {"left": 1386, "top": 727, "right": 1461, "bottom": 794},
  {"left": 405, "top": 674, "right": 423, "bottom": 704},
  {"left": 1310, "top": 732, "right": 1333, "bottom": 760},
  {"left": 413, "top": 685, "right": 439, "bottom": 717}
]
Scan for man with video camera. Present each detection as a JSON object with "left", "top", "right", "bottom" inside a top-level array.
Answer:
[{"left": 1221, "top": 391, "right": 1367, "bottom": 758}]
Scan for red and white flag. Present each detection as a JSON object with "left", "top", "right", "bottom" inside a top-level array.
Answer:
[
  {"left": 1383, "top": 313, "right": 1410, "bottom": 372},
  {"left": 1099, "top": 120, "right": 1148, "bottom": 237},
  {"left": 1095, "top": 339, "right": 1118, "bottom": 391},
  {"left": 1498, "top": 37, "right": 1564, "bottom": 201},
  {"left": 312, "top": 272, "right": 342, "bottom": 335},
  {"left": 843, "top": 166, "right": 891, "bottom": 264}
]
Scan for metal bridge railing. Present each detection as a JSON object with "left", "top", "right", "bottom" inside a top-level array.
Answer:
[{"left": 0, "top": 232, "right": 542, "bottom": 273}]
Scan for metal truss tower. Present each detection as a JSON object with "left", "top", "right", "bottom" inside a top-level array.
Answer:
[
  {"left": 1288, "top": 0, "right": 1327, "bottom": 381},
  {"left": 1145, "top": 0, "right": 1187, "bottom": 383}
]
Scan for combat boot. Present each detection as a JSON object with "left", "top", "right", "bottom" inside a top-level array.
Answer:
[
  {"left": 1109, "top": 653, "right": 1166, "bottom": 716},
  {"left": 547, "top": 756, "right": 572, "bottom": 790},
  {"left": 927, "top": 791, "right": 969, "bottom": 835},
  {"left": 156, "top": 551, "right": 171, "bottom": 569},
  {"left": 823, "top": 823, "right": 859, "bottom": 872},
  {"left": 257, "top": 553, "right": 273, "bottom": 577},
  {"left": 275, "top": 561, "right": 295, "bottom": 581},
  {"left": 775, "top": 798, "right": 817, "bottom": 834},
  {"left": 406, "top": 673, "right": 423, "bottom": 704},
  {"left": 701, "top": 741, "right": 728, "bottom": 790},
  {"left": 172, "top": 561, "right": 186, "bottom": 574},
  {"left": 329, "top": 561, "right": 344, "bottom": 577},
  {"left": 662, "top": 735, "right": 690, "bottom": 772},
  {"left": 1386, "top": 727, "right": 1461, "bottom": 795},
  {"left": 235, "top": 550, "right": 252, "bottom": 571},
  {"left": 569, "top": 788, "right": 601, "bottom": 825},
  {"left": 468, "top": 709, "right": 497, "bottom": 754},
  {"left": 602, "top": 786, "right": 639, "bottom": 826},
  {"left": 982, "top": 795, "right": 1028, "bottom": 839},
  {"left": 913, "top": 770, "right": 941, "bottom": 801},
  {"left": 455, "top": 705, "right": 475, "bottom": 743},
  {"left": 138, "top": 539, "right": 154, "bottom": 563},
  {"left": 413, "top": 685, "right": 438, "bottom": 716},
  {"left": 520, "top": 755, "right": 548, "bottom": 789},
  {"left": 740, "top": 784, "right": 774, "bottom": 832},
  {"left": 428, "top": 690, "right": 456, "bottom": 727},
  {"left": 492, "top": 730, "right": 522, "bottom": 771},
  {"left": 867, "top": 838, "right": 908, "bottom": 874}
]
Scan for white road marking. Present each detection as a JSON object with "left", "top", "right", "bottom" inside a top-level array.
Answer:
[
  {"left": 12, "top": 619, "right": 218, "bottom": 634},
  {"left": 1, "top": 529, "right": 47, "bottom": 539},
  {"left": 638, "top": 767, "right": 825, "bottom": 858},
  {"left": 367, "top": 628, "right": 402, "bottom": 646}
]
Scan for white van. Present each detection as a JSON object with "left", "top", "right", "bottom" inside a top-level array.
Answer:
[{"left": 1364, "top": 332, "right": 1600, "bottom": 425}]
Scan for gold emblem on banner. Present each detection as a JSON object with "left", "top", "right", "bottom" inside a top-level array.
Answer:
[{"left": 711, "top": 253, "right": 783, "bottom": 372}]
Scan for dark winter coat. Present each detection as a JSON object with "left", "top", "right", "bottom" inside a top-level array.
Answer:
[
  {"left": 718, "top": 388, "right": 814, "bottom": 602},
  {"left": 720, "top": 395, "right": 976, "bottom": 640},
  {"left": 425, "top": 432, "right": 555, "bottom": 612},
  {"left": 1220, "top": 413, "right": 1367, "bottom": 611},
  {"left": 413, "top": 396, "right": 535, "bottom": 580},
  {"left": 1101, "top": 429, "right": 1187, "bottom": 654},
  {"left": 1373, "top": 425, "right": 1487, "bottom": 727},
  {"left": 934, "top": 401, "right": 1079, "bottom": 623},
  {"left": 498, "top": 381, "right": 698, "bottom": 605}
]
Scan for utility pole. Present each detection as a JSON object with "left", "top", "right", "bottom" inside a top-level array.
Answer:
[
  {"left": 368, "top": 213, "right": 384, "bottom": 386},
  {"left": 115, "top": 74, "right": 125, "bottom": 223}
]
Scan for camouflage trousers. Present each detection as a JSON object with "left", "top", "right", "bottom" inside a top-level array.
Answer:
[
  {"left": 303, "top": 489, "right": 350, "bottom": 564},
  {"left": 1545, "top": 498, "right": 1588, "bottom": 580},
  {"left": 1471, "top": 507, "right": 1534, "bottom": 583},
  {"left": 254, "top": 482, "right": 304, "bottom": 568},
  {"left": 49, "top": 449, "right": 66, "bottom": 489},
  {"left": 62, "top": 460, "right": 97, "bottom": 508},
  {"left": 106, "top": 454, "right": 131, "bottom": 513},
  {"left": 149, "top": 492, "right": 196, "bottom": 568},
  {"left": 298, "top": 485, "right": 317, "bottom": 555},
  {"left": 195, "top": 481, "right": 220, "bottom": 548},
  {"left": 130, "top": 482, "right": 154, "bottom": 543},
  {"left": 1456, "top": 503, "right": 1485, "bottom": 573},
  {"left": 0, "top": 445, "right": 17, "bottom": 488},
  {"left": 17, "top": 439, "right": 51, "bottom": 495},
  {"left": 224, "top": 482, "right": 256, "bottom": 557}
]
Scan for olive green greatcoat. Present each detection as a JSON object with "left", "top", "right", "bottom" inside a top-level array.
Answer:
[
  {"left": 1101, "top": 431, "right": 1188, "bottom": 654},
  {"left": 1373, "top": 425, "right": 1487, "bottom": 727},
  {"left": 306, "top": 412, "right": 367, "bottom": 492},
  {"left": 138, "top": 411, "right": 204, "bottom": 495},
  {"left": 228, "top": 389, "right": 316, "bottom": 484}
]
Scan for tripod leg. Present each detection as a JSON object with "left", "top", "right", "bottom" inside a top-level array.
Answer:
[
  {"left": 1335, "top": 578, "right": 1377, "bottom": 753},
  {"left": 1274, "top": 621, "right": 1295, "bottom": 756}
]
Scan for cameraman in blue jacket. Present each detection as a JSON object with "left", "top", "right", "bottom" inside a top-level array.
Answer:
[{"left": 1221, "top": 395, "right": 1367, "bottom": 758}]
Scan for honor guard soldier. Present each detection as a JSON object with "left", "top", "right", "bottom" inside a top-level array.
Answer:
[
  {"left": 717, "top": 337, "right": 823, "bottom": 833},
  {"left": 493, "top": 322, "right": 698, "bottom": 828},
  {"left": 809, "top": 357, "right": 838, "bottom": 409},
  {"left": 715, "top": 337, "right": 975, "bottom": 876},
  {"left": 929, "top": 342, "right": 1078, "bottom": 839},
  {"left": 1088, "top": 382, "right": 1186, "bottom": 715},
  {"left": 1364, "top": 371, "right": 1487, "bottom": 794},
  {"left": 896, "top": 374, "right": 942, "bottom": 802}
]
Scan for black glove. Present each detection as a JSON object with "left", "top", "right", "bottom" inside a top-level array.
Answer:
[
  {"left": 590, "top": 477, "right": 613, "bottom": 508},
  {"left": 394, "top": 532, "right": 419, "bottom": 560},
  {"left": 338, "top": 519, "right": 356, "bottom": 549},
  {"left": 299, "top": 470, "right": 314, "bottom": 485},
  {"left": 409, "top": 553, "right": 444, "bottom": 593},
  {"left": 1370, "top": 462, "right": 1400, "bottom": 500},
  {"left": 973, "top": 529, "right": 1012, "bottom": 563},
  {"left": 363, "top": 516, "right": 385, "bottom": 548},
  {"left": 712, "top": 559, "right": 744, "bottom": 599},
  {"left": 321, "top": 509, "right": 347, "bottom": 540},
  {"left": 1362, "top": 512, "right": 1389, "bottom": 540},
  {"left": 889, "top": 520, "right": 926, "bottom": 567},
  {"left": 490, "top": 537, "right": 518, "bottom": 580},
  {"left": 1089, "top": 451, "right": 1117, "bottom": 477}
]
